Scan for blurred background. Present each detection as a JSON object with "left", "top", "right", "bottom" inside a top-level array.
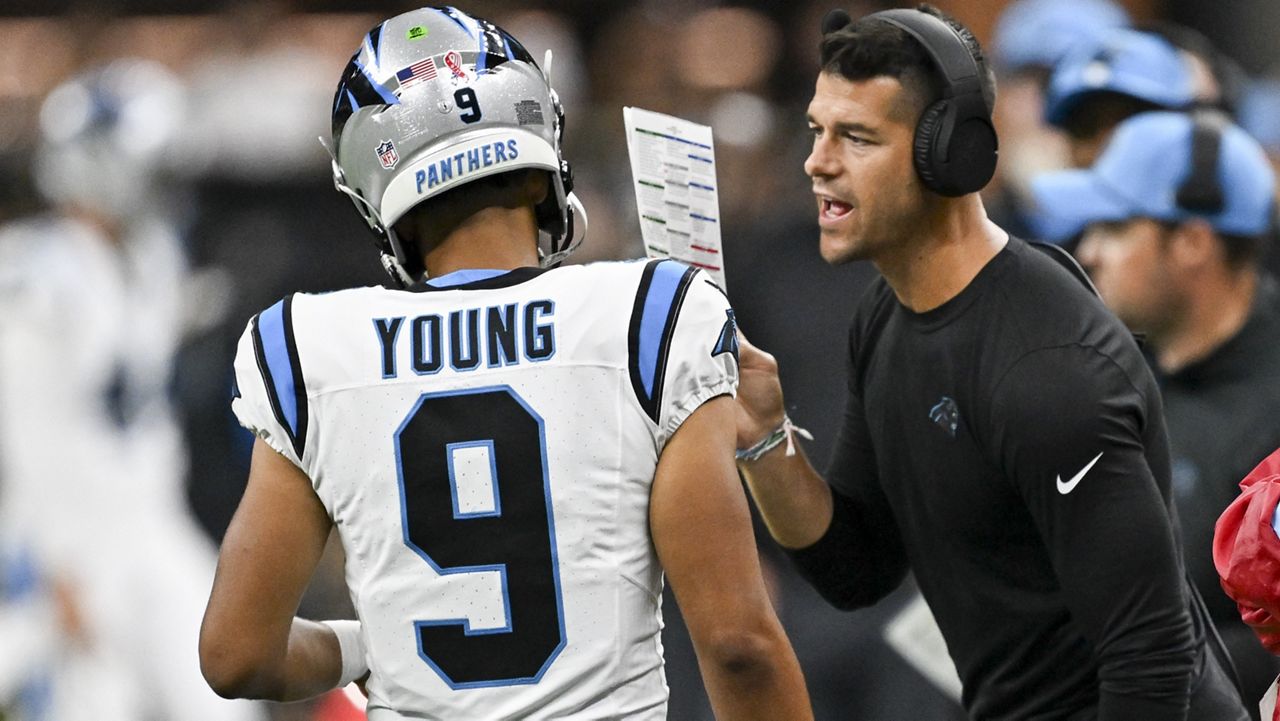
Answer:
[{"left": 2, "top": 0, "right": 1280, "bottom": 719}]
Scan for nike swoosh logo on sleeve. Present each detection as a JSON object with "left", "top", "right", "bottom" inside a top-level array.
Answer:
[{"left": 1056, "top": 452, "right": 1104, "bottom": 495}]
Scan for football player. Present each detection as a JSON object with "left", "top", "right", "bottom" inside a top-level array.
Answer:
[
  {"left": 0, "top": 60, "right": 264, "bottom": 721},
  {"left": 198, "top": 7, "right": 811, "bottom": 720}
]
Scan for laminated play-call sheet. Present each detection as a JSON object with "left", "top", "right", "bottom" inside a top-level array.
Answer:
[{"left": 623, "top": 107, "right": 725, "bottom": 288}]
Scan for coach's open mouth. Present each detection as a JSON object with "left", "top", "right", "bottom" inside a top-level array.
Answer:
[{"left": 819, "top": 196, "right": 854, "bottom": 225}]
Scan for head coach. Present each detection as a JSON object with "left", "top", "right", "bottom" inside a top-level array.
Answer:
[{"left": 731, "top": 5, "right": 1249, "bottom": 720}]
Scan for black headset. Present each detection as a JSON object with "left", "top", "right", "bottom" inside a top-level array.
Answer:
[
  {"left": 1175, "top": 110, "right": 1226, "bottom": 214},
  {"left": 823, "top": 8, "right": 998, "bottom": 197},
  {"left": 1175, "top": 110, "right": 1280, "bottom": 260}
]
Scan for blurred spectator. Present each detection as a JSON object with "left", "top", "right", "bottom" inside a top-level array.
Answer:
[
  {"left": 1237, "top": 76, "right": 1280, "bottom": 282},
  {"left": 991, "top": 0, "right": 1129, "bottom": 81},
  {"left": 1032, "top": 110, "right": 1280, "bottom": 712},
  {"left": 1240, "top": 77, "right": 1280, "bottom": 160},
  {"left": 983, "top": 0, "right": 1129, "bottom": 239},
  {"left": 1142, "top": 20, "right": 1247, "bottom": 117},
  {"left": 183, "top": 1, "right": 340, "bottom": 181},
  {"left": 1044, "top": 28, "right": 1197, "bottom": 167},
  {"left": 0, "top": 60, "right": 264, "bottom": 721}
]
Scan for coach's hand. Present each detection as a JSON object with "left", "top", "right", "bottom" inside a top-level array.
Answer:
[{"left": 734, "top": 332, "right": 787, "bottom": 450}]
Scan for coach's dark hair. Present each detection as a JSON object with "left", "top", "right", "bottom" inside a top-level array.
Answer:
[{"left": 820, "top": 4, "right": 996, "bottom": 117}]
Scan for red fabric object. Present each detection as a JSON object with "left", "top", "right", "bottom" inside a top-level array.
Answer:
[
  {"left": 311, "top": 688, "right": 366, "bottom": 721},
  {"left": 1214, "top": 447, "right": 1280, "bottom": 654}
]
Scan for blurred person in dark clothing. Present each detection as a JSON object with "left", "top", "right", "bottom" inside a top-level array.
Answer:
[
  {"left": 734, "top": 6, "right": 1248, "bottom": 720},
  {"left": 1033, "top": 109, "right": 1280, "bottom": 715}
]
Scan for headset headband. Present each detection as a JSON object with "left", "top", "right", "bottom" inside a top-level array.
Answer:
[
  {"left": 1178, "top": 111, "right": 1226, "bottom": 214},
  {"left": 868, "top": 9, "right": 983, "bottom": 101}
]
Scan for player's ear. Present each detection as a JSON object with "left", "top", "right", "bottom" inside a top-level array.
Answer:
[
  {"left": 392, "top": 212, "right": 418, "bottom": 246},
  {"left": 524, "top": 169, "right": 550, "bottom": 206}
]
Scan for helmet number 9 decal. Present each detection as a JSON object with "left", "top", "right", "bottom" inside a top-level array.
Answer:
[{"left": 455, "top": 88, "right": 482, "bottom": 124}]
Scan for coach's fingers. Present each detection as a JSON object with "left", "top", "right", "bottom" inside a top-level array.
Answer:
[{"left": 733, "top": 330, "right": 787, "bottom": 449}]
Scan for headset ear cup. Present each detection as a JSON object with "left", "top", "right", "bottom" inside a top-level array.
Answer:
[
  {"left": 913, "top": 99, "right": 998, "bottom": 197},
  {"left": 913, "top": 100, "right": 950, "bottom": 195},
  {"left": 949, "top": 116, "right": 998, "bottom": 195}
]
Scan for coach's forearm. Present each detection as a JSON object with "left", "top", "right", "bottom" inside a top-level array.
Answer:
[{"left": 738, "top": 444, "right": 833, "bottom": 549}]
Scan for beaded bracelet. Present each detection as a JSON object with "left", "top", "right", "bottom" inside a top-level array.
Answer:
[{"left": 735, "top": 415, "right": 813, "bottom": 462}]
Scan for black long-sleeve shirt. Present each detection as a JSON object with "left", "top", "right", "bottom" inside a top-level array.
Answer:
[{"left": 790, "top": 237, "right": 1245, "bottom": 721}]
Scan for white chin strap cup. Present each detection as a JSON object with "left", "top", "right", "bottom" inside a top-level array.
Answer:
[{"left": 541, "top": 191, "right": 588, "bottom": 268}]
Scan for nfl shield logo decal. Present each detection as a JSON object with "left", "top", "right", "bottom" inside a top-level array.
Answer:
[{"left": 376, "top": 140, "right": 399, "bottom": 170}]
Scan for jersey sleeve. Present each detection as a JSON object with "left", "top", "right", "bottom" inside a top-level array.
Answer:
[
  {"left": 990, "top": 345, "right": 1195, "bottom": 720},
  {"left": 626, "top": 260, "right": 738, "bottom": 450},
  {"left": 230, "top": 295, "right": 309, "bottom": 469}
]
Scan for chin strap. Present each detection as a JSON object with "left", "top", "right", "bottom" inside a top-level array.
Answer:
[
  {"left": 380, "top": 252, "right": 416, "bottom": 288},
  {"left": 321, "top": 135, "right": 422, "bottom": 288},
  {"left": 540, "top": 192, "right": 588, "bottom": 268}
]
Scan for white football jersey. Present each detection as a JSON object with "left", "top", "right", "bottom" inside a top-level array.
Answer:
[
  {"left": 231, "top": 259, "right": 739, "bottom": 720},
  {"left": 0, "top": 214, "right": 190, "bottom": 568},
  {"left": 0, "top": 215, "right": 264, "bottom": 721}
]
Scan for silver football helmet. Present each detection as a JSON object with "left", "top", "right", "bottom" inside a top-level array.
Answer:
[
  {"left": 35, "top": 59, "right": 185, "bottom": 219},
  {"left": 329, "top": 6, "right": 586, "bottom": 286}
]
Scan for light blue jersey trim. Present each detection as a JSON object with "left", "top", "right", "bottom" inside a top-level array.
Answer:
[
  {"left": 258, "top": 300, "right": 298, "bottom": 436},
  {"left": 637, "top": 261, "right": 687, "bottom": 397},
  {"left": 427, "top": 268, "right": 510, "bottom": 288}
]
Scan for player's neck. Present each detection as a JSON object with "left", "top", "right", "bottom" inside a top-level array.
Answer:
[
  {"left": 422, "top": 205, "right": 541, "bottom": 277},
  {"left": 1154, "top": 264, "right": 1257, "bottom": 374},
  {"left": 876, "top": 195, "right": 1008, "bottom": 314}
]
